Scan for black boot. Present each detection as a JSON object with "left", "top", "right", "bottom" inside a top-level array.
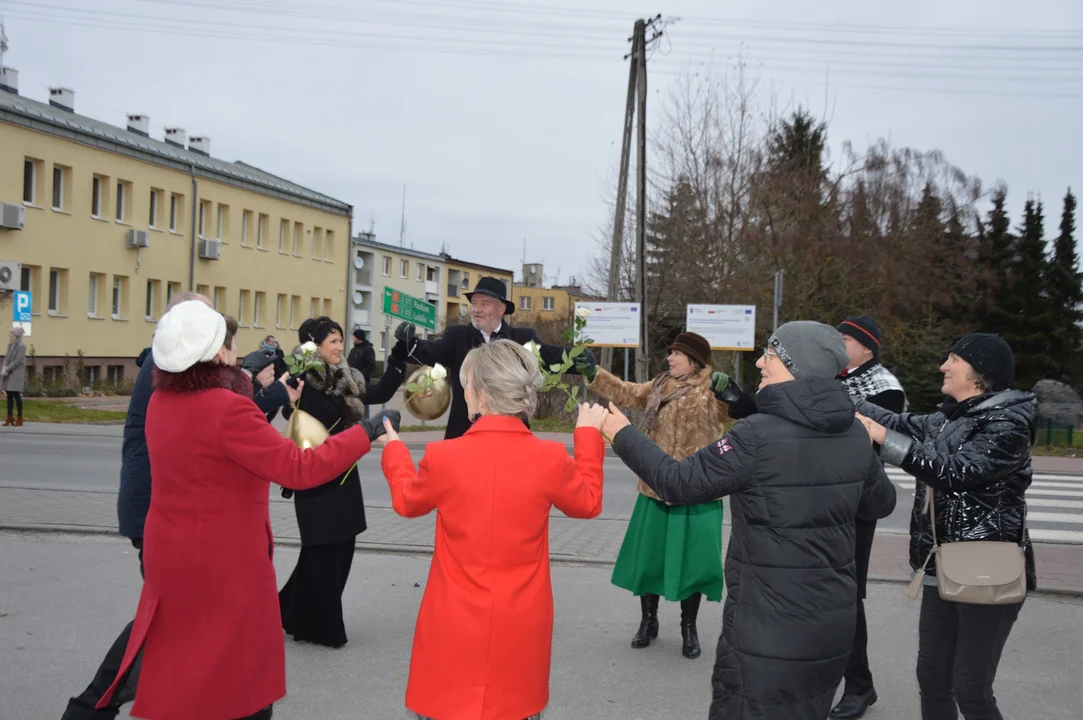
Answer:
[
  {"left": 680, "top": 593, "right": 702, "bottom": 659},
  {"left": 630, "top": 594, "right": 659, "bottom": 649}
]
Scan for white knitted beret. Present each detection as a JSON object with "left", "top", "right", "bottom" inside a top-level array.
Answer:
[{"left": 152, "top": 300, "right": 226, "bottom": 372}]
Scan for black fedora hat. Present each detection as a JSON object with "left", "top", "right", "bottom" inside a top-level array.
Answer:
[{"left": 465, "top": 276, "right": 515, "bottom": 315}]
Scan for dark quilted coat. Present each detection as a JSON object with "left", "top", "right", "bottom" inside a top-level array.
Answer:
[
  {"left": 859, "top": 389, "right": 1038, "bottom": 590},
  {"left": 612, "top": 377, "right": 897, "bottom": 720}
]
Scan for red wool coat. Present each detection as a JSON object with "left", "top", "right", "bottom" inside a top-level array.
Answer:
[
  {"left": 97, "top": 364, "right": 370, "bottom": 720},
  {"left": 381, "top": 417, "right": 606, "bottom": 720}
]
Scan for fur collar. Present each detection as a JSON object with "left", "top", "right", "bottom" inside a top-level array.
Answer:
[
  {"left": 153, "top": 362, "right": 254, "bottom": 399},
  {"left": 303, "top": 357, "right": 367, "bottom": 427}
]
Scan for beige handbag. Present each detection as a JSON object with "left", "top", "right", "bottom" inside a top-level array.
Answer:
[{"left": 906, "top": 489, "right": 1027, "bottom": 605}]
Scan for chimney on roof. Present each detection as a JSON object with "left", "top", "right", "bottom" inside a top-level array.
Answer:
[
  {"left": 188, "top": 136, "right": 211, "bottom": 156},
  {"left": 126, "top": 114, "right": 150, "bottom": 137},
  {"left": 48, "top": 86, "right": 74, "bottom": 112},
  {"left": 0, "top": 67, "right": 17, "bottom": 95},
  {"left": 164, "top": 127, "right": 187, "bottom": 148}
]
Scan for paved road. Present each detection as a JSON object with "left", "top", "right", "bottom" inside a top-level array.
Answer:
[{"left": 2, "top": 532, "right": 1081, "bottom": 720}]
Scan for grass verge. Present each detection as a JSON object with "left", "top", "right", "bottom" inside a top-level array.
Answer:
[{"left": 14, "top": 399, "right": 127, "bottom": 424}]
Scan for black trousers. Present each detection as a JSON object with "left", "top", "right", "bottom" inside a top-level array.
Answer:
[
  {"left": 279, "top": 539, "right": 356, "bottom": 648},
  {"left": 917, "top": 585, "right": 1023, "bottom": 720},
  {"left": 61, "top": 539, "right": 144, "bottom": 720},
  {"left": 6, "top": 390, "right": 22, "bottom": 416},
  {"left": 841, "top": 518, "right": 877, "bottom": 696}
]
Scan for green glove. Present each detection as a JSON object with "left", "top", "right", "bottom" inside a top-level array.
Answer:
[{"left": 710, "top": 371, "right": 730, "bottom": 398}]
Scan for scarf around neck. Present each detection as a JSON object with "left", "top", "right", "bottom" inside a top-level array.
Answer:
[{"left": 642, "top": 369, "right": 698, "bottom": 434}]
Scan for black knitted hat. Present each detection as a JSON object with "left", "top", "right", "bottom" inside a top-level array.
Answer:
[
  {"left": 838, "top": 314, "right": 882, "bottom": 360},
  {"left": 949, "top": 333, "right": 1014, "bottom": 391}
]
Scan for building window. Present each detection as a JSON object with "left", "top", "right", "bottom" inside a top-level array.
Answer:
[
  {"left": 276, "top": 294, "right": 287, "bottom": 328},
  {"left": 149, "top": 189, "right": 160, "bottom": 228},
  {"left": 379, "top": 331, "right": 387, "bottom": 353},
  {"left": 145, "top": 279, "right": 157, "bottom": 319},
  {"left": 240, "top": 210, "right": 250, "bottom": 246},
  {"left": 169, "top": 193, "right": 180, "bottom": 232},
  {"left": 91, "top": 176, "right": 103, "bottom": 217},
  {"left": 88, "top": 273, "right": 101, "bottom": 317},
  {"left": 323, "top": 298, "right": 332, "bottom": 317},
  {"left": 23, "top": 158, "right": 36, "bottom": 204},
  {"left": 20, "top": 266, "right": 31, "bottom": 293},
  {"left": 521, "top": 296, "right": 532, "bottom": 311},
  {"left": 279, "top": 219, "right": 289, "bottom": 252},
  {"left": 312, "top": 227, "right": 323, "bottom": 259},
  {"left": 293, "top": 221, "right": 303, "bottom": 255},
  {"left": 217, "top": 204, "right": 227, "bottom": 240},
  {"left": 52, "top": 165, "right": 64, "bottom": 210},
  {"left": 254, "top": 292, "right": 266, "bottom": 327},
  {"left": 212, "top": 286, "right": 223, "bottom": 311},
  {"left": 43, "top": 366, "right": 64, "bottom": 384},
  {"left": 112, "top": 275, "right": 127, "bottom": 318},
  {"left": 382, "top": 256, "right": 391, "bottom": 276},
  {"left": 107, "top": 365, "right": 125, "bottom": 384},
  {"left": 290, "top": 296, "right": 300, "bottom": 328},
  {"left": 417, "top": 262, "right": 424, "bottom": 281},
  {"left": 238, "top": 290, "right": 249, "bottom": 325},
  {"left": 115, "top": 180, "right": 128, "bottom": 222},
  {"left": 543, "top": 296, "right": 555, "bottom": 311},
  {"left": 257, "top": 214, "right": 268, "bottom": 249},
  {"left": 400, "top": 259, "right": 408, "bottom": 278},
  {"left": 198, "top": 200, "right": 207, "bottom": 236},
  {"left": 85, "top": 365, "right": 101, "bottom": 385},
  {"left": 325, "top": 230, "right": 335, "bottom": 261},
  {"left": 462, "top": 273, "right": 470, "bottom": 289},
  {"left": 309, "top": 297, "right": 320, "bottom": 319},
  {"left": 48, "top": 269, "right": 63, "bottom": 314},
  {"left": 167, "top": 281, "right": 182, "bottom": 307}
]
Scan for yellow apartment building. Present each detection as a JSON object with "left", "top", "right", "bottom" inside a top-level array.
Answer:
[
  {"left": 440, "top": 253, "right": 514, "bottom": 326},
  {"left": 0, "top": 77, "right": 351, "bottom": 387},
  {"left": 511, "top": 262, "right": 600, "bottom": 323}
]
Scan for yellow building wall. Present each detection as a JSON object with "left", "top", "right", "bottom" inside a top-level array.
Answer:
[
  {"left": 511, "top": 286, "right": 574, "bottom": 321},
  {"left": 1, "top": 122, "right": 350, "bottom": 366},
  {"left": 443, "top": 262, "right": 513, "bottom": 325}
]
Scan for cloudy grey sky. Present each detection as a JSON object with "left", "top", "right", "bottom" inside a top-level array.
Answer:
[{"left": 3, "top": 0, "right": 1082, "bottom": 286}]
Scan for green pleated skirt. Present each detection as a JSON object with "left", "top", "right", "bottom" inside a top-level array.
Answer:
[{"left": 611, "top": 494, "right": 724, "bottom": 602}]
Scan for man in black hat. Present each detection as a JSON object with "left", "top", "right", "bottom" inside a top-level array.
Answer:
[
  {"left": 347, "top": 328, "right": 377, "bottom": 418},
  {"left": 391, "top": 276, "right": 596, "bottom": 439},
  {"left": 831, "top": 314, "right": 907, "bottom": 720}
]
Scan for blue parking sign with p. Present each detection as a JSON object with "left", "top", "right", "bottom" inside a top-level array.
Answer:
[{"left": 13, "top": 291, "right": 31, "bottom": 322}]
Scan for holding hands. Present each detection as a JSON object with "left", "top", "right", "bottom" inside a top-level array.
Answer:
[
  {"left": 576, "top": 402, "right": 609, "bottom": 430},
  {"left": 600, "top": 402, "right": 632, "bottom": 441}
]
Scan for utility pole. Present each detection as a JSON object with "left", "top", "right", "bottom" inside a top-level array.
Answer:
[
  {"left": 773, "top": 269, "right": 784, "bottom": 332},
  {"left": 634, "top": 21, "right": 649, "bottom": 383}
]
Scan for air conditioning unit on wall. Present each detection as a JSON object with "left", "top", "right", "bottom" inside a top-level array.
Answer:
[
  {"left": 127, "top": 229, "right": 150, "bottom": 248},
  {"left": 0, "top": 203, "right": 25, "bottom": 230},
  {"left": 0, "top": 260, "right": 20, "bottom": 290},
  {"left": 199, "top": 238, "right": 221, "bottom": 260}
]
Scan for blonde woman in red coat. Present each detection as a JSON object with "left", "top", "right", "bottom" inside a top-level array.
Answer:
[
  {"left": 379, "top": 339, "right": 609, "bottom": 720},
  {"left": 94, "top": 302, "right": 393, "bottom": 720}
]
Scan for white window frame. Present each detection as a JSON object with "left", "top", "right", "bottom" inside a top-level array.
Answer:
[
  {"left": 212, "top": 287, "right": 222, "bottom": 310},
  {"left": 216, "top": 205, "right": 223, "bottom": 240},
  {"left": 521, "top": 296, "right": 532, "bottom": 311},
  {"left": 400, "top": 259, "right": 408, "bottom": 279},
  {"left": 145, "top": 280, "right": 155, "bottom": 319},
  {"left": 49, "top": 269, "right": 60, "bottom": 314},
  {"left": 199, "top": 201, "right": 206, "bottom": 237},
  {"left": 379, "top": 330, "right": 387, "bottom": 353},
  {"left": 382, "top": 256, "right": 391, "bottom": 276},
  {"left": 91, "top": 176, "right": 102, "bottom": 217},
  {"left": 289, "top": 297, "right": 297, "bottom": 328},
  {"left": 280, "top": 220, "right": 288, "bottom": 252},
  {"left": 417, "top": 262, "right": 424, "bottom": 281},
  {"left": 254, "top": 292, "right": 264, "bottom": 327},
  {"left": 149, "top": 189, "right": 158, "bottom": 228},
  {"left": 324, "top": 230, "right": 333, "bottom": 261},
  {"left": 115, "top": 181, "right": 126, "bottom": 222},
  {"left": 112, "top": 276, "right": 122, "bottom": 318},
  {"left": 543, "top": 296, "right": 555, "bottom": 311},
  {"left": 169, "top": 194, "right": 178, "bottom": 231},
  {"left": 257, "top": 215, "right": 266, "bottom": 248},
  {"left": 88, "top": 274, "right": 100, "bottom": 317},
  {"left": 293, "top": 223, "right": 302, "bottom": 255},
  {"left": 241, "top": 212, "right": 249, "bottom": 246},
  {"left": 238, "top": 290, "right": 247, "bottom": 325},
  {"left": 52, "top": 166, "right": 63, "bottom": 210},
  {"left": 276, "top": 294, "right": 285, "bottom": 328}
]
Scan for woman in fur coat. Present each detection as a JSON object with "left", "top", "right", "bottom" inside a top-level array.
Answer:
[
  {"left": 278, "top": 316, "right": 407, "bottom": 648},
  {"left": 586, "top": 331, "right": 733, "bottom": 658}
]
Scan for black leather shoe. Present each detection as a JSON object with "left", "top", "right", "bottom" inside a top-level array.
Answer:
[
  {"left": 631, "top": 594, "right": 660, "bottom": 649},
  {"left": 680, "top": 621, "right": 701, "bottom": 658},
  {"left": 830, "top": 690, "right": 878, "bottom": 719}
]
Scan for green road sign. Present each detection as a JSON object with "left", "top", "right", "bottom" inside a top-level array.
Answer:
[{"left": 383, "top": 286, "right": 437, "bottom": 331}]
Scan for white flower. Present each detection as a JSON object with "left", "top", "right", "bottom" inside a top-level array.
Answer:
[
  {"left": 429, "top": 363, "right": 448, "bottom": 381},
  {"left": 300, "top": 341, "right": 318, "bottom": 356},
  {"left": 523, "top": 340, "right": 541, "bottom": 355},
  {"left": 575, "top": 307, "right": 592, "bottom": 319}
]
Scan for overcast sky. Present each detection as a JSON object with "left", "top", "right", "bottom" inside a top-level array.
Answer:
[{"left": 3, "top": 0, "right": 1082, "bottom": 287}]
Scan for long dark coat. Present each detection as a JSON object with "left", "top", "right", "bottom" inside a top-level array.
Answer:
[
  {"left": 611, "top": 378, "right": 897, "bottom": 720},
  {"left": 406, "top": 322, "right": 579, "bottom": 439},
  {"left": 282, "top": 357, "right": 404, "bottom": 545}
]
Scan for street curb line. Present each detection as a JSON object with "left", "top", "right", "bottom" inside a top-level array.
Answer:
[{"left": 4, "top": 525, "right": 1082, "bottom": 597}]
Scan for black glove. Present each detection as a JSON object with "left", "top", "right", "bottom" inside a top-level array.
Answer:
[
  {"left": 573, "top": 347, "right": 597, "bottom": 381},
  {"left": 241, "top": 349, "right": 276, "bottom": 374},
  {"left": 360, "top": 409, "right": 401, "bottom": 442}
]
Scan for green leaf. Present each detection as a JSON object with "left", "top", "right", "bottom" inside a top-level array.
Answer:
[
  {"left": 564, "top": 397, "right": 577, "bottom": 413},
  {"left": 571, "top": 385, "right": 580, "bottom": 398},
  {"left": 562, "top": 350, "right": 570, "bottom": 364},
  {"left": 568, "top": 345, "right": 586, "bottom": 359},
  {"left": 549, "top": 364, "right": 562, "bottom": 373}
]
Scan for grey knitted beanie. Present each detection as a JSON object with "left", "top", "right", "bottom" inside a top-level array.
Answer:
[{"left": 768, "top": 321, "right": 849, "bottom": 380}]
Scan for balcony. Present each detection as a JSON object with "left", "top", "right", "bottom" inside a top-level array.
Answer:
[
  {"left": 447, "top": 283, "right": 460, "bottom": 298},
  {"left": 425, "top": 279, "right": 439, "bottom": 297},
  {"left": 355, "top": 269, "right": 373, "bottom": 288},
  {"left": 352, "top": 309, "right": 371, "bottom": 326}
]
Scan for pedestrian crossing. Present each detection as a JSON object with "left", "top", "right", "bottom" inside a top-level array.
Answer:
[{"left": 886, "top": 468, "right": 1083, "bottom": 544}]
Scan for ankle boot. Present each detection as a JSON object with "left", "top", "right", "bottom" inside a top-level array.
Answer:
[
  {"left": 680, "top": 594, "right": 702, "bottom": 658},
  {"left": 631, "top": 594, "right": 660, "bottom": 649},
  {"left": 13, "top": 415, "right": 22, "bottom": 427},
  {"left": 2, "top": 415, "right": 12, "bottom": 427}
]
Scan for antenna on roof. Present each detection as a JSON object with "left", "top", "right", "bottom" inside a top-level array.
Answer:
[
  {"left": 399, "top": 183, "right": 407, "bottom": 248},
  {"left": 0, "top": 17, "right": 9, "bottom": 68}
]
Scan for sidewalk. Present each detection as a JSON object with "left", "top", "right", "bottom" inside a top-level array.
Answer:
[
  {"left": 3, "top": 533, "right": 1081, "bottom": 719},
  {"left": 2, "top": 484, "right": 1082, "bottom": 594}
]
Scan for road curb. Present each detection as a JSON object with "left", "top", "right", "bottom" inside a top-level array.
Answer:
[{"left": 4, "top": 524, "right": 1081, "bottom": 597}]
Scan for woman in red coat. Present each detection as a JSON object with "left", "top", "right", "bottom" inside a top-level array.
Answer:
[
  {"left": 95, "top": 301, "right": 392, "bottom": 720},
  {"left": 379, "top": 339, "right": 609, "bottom": 720}
]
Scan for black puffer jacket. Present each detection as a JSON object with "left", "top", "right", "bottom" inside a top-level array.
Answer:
[
  {"left": 859, "top": 390, "right": 1038, "bottom": 590},
  {"left": 612, "top": 378, "right": 897, "bottom": 720}
]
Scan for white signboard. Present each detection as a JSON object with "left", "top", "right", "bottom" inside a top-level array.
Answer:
[
  {"left": 686, "top": 304, "right": 756, "bottom": 351},
  {"left": 575, "top": 302, "right": 641, "bottom": 348}
]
